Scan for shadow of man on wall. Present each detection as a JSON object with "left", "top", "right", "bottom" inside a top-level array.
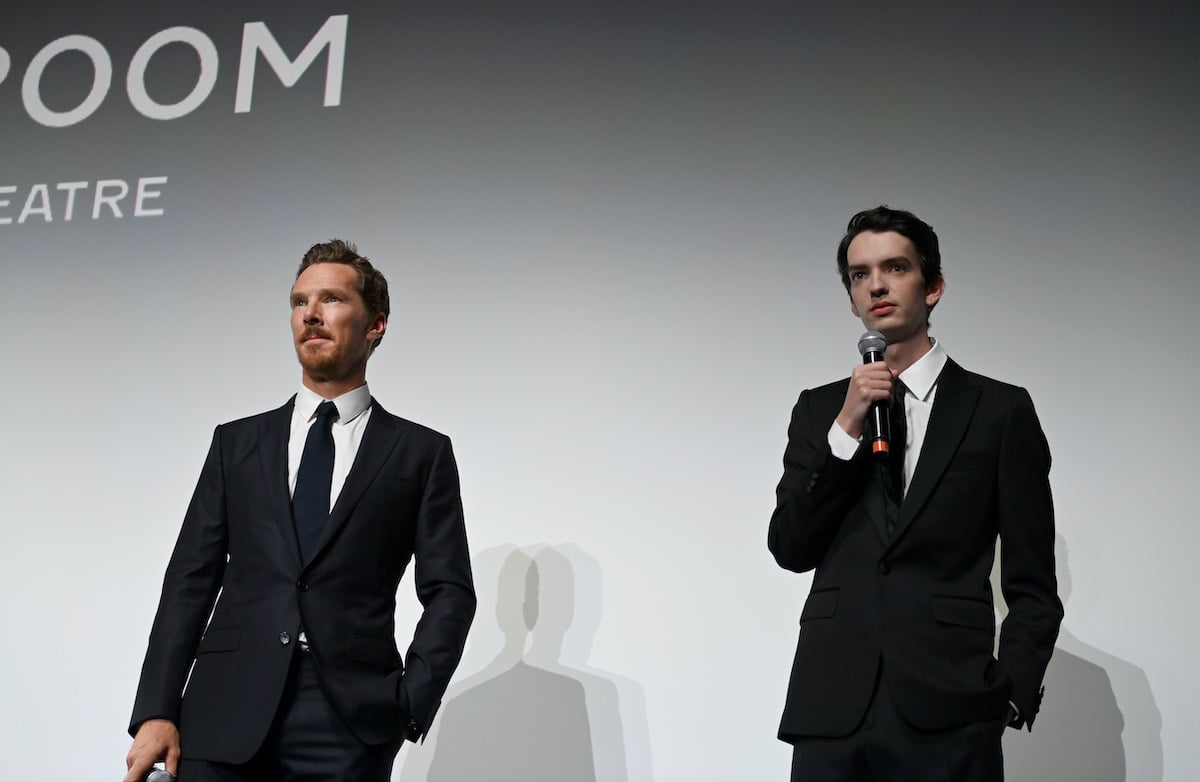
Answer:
[
  {"left": 402, "top": 543, "right": 649, "bottom": 782},
  {"left": 527, "top": 544, "right": 653, "bottom": 782},
  {"left": 999, "top": 534, "right": 1162, "bottom": 782}
]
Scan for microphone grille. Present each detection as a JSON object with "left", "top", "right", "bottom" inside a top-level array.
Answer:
[{"left": 857, "top": 330, "right": 887, "bottom": 357}]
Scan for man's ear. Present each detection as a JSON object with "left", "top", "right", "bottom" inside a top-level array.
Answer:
[
  {"left": 925, "top": 276, "right": 945, "bottom": 309},
  {"left": 367, "top": 313, "right": 387, "bottom": 342}
]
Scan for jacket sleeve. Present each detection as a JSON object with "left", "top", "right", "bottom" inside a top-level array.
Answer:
[
  {"left": 399, "top": 436, "right": 477, "bottom": 740},
  {"left": 768, "top": 389, "right": 870, "bottom": 573},
  {"left": 995, "top": 388, "right": 1063, "bottom": 730},
  {"left": 129, "top": 426, "right": 230, "bottom": 736}
]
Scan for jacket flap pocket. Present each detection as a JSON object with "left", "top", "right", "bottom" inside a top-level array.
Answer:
[
  {"left": 197, "top": 627, "right": 241, "bottom": 654},
  {"left": 800, "top": 589, "right": 839, "bottom": 622},
  {"left": 931, "top": 596, "right": 994, "bottom": 630}
]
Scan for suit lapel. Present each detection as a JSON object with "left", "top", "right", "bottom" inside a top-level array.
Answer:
[
  {"left": 258, "top": 397, "right": 304, "bottom": 569},
  {"left": 306, "top": 399, "right": 405, "bottom": 566},
  {"left": 892, "top": 360, "right": 979, "bottom": 541}
]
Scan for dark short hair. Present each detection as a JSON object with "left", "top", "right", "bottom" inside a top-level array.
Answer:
[
  {"left": 296, "top": 239, "right": 390, "bottom": 349},
  {"left": 836, "top": 205, "right": 943, "bottom": 293}
]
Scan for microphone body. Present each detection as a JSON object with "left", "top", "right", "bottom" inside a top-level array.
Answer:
[
  {"left": 857, "top": 331, "right": 891, "bottom": 455},
  {"left": 146, "top": 769, "right": 176, "bottom": 782}
]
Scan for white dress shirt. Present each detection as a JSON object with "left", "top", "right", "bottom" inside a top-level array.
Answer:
[
  {"left": 288, "top": 383, "right": 374, "bottom": 510},
  {"left": 288, "top": 383, "right": 373, "bottom": 645}
]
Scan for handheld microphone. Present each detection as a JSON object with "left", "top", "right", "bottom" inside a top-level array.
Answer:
[
  {"left": 857, "top": 330, "right": 891, "bottom": 455},
  {"left": 146, "top": 768, "right": 176, "bottom": 782}
]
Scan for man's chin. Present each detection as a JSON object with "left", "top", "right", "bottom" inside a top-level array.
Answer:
[{"left": 297, "top": 353, "right": 340, "bottom": 380}]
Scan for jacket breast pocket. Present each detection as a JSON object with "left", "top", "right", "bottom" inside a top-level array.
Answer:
[
  {"left": 800, "top": 589, "right": 840, "bottom": 623},
  {"left": 361, "top": 477, "right": 421, "bottom": 518},
  {"left": 944, "top": 453, "right": 996, "bottom": 474}
]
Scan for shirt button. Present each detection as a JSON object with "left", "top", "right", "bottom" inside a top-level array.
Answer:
[
  {"left": 297, "top": 580, "right": 309, "bottom": 592},
  {"left": 878, "top": 561, "right": 891, "bottom": 575},
  {"left": 279, "top": 632, "right": 291, "bottom": 646}
]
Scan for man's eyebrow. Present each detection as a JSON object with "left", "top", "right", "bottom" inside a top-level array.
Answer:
[
  {"left": 848, "top": 256, "right": 913, "bottom": 270},
  {"left": 290, "top": 286, "right": 353, "bottom": 300}
]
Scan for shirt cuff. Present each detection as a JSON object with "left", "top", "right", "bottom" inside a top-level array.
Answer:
[{"left": 827, "top": 421, "right": 861, "bottom": 461}]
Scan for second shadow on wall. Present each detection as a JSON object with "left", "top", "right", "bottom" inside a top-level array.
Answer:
[
  {"left": 998, "top": 534, "right": 1162, "bottom": 782},
  {"left": 413, "top": 543, "right": 649, "bottom": 782}
]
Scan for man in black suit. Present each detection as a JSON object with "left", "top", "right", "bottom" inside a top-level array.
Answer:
[
  {"left": 768, "top": 207, "right": 1062, "bottom": 781},
  {"left": 124, "top": 240, "right": 476, "bottom": 781}
]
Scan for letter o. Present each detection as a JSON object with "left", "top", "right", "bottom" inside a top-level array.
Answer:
[
  {"left": 23, "top": 35, "right": 113, "bottom": 128},
  {"left": 127, "top": 27, "right": 219, "bottom": 121}
]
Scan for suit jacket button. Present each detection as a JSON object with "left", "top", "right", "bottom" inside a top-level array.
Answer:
[
  {"left": 279, "top": 632, "right": 291, "bottom": 646},
  {"left": 297, "top": 580, "right": 309, "bottom": 592},
  {"left": 878, "top": 561, "right": 891, "bottom": 575}
]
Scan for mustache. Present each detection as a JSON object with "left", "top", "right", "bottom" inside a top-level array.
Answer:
[{"left": 300, "top": 328, "right": 332, "bottom": 341}]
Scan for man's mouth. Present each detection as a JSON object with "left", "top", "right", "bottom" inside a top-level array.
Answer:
[{"left": 870, "top": 303, "right": 896, "bottom": 315}]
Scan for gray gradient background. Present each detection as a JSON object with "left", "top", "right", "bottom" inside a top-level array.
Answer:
[{"left": 1, "top": 2, "right": 1197, "bottom": 779}]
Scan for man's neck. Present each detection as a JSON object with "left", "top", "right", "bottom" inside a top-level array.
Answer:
[
  {"left": 301, "top": 372, "right": 367, "bottom": 400},
  {"left": 884, "top": 331, "right": 934, "bottom": 375}
]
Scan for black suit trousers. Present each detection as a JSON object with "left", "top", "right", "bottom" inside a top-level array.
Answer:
[
  {"left": 179, "top": 649, "right": 403, "bottom": 782},
  {"left": 790, "top": 661, "right": 1004, "bottom": 782}
]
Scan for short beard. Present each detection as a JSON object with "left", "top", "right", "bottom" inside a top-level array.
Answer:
[{"left": 296, "top": 342, "right": 345, "bottom": 381}]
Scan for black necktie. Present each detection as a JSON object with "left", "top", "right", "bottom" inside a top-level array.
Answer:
[
  {"left": 880, "top": 381, "right": 907, "bottom": 538},
  {"left": 890, "top": 381, "right": 908, "bottom": 498},
  {"left": 293, "top": 401, "right": 338, "bottom": 562}
]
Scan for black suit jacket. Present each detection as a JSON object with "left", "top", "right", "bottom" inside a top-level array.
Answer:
[
  {"left": 129, "top": 398, "right": 476, "bottom": 763},
  {"left": 768, "top": 360, "right": 1062, "bottom": 740}
]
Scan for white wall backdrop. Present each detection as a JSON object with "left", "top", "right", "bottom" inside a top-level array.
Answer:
[{"left": 1, "top": 2, "right": 1197, "bottom": 780}]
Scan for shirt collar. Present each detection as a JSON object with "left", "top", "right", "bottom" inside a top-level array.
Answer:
[
  {"left": 898, "top": 338, "right": 947, "bottom": 402},
  {"left": 294, "top": 383, "right": 372, "bottom": 424}
]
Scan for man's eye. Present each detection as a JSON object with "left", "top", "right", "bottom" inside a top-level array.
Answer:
[
  {"left": 851, "top": 271, "right": 866, "bottom": 280},
  {"left": 292, "top": 299, "right": 305, "bottom": 307},
  {"left": 326, "top": 296, "right": 340, "bottom": 303}
]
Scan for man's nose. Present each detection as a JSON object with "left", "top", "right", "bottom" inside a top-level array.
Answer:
[{"left": 302, "top": 303, "right": 321, "bottom": 324}]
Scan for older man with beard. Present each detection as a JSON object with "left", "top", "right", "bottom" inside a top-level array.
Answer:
[{"left": 125, "top": 240, "right": 476, "bottom": 781}]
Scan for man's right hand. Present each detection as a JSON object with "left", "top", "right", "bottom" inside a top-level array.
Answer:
[
  {"left": 124, "top": 719, "right": 180, "bottom": 782},
  {"left": 835, "top": 361, "right": 896, "bottom": 440}
]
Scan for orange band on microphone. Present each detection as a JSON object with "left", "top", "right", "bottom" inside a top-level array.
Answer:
[{"left": 872, "top": 440, "right": 889, "bottom": 454}]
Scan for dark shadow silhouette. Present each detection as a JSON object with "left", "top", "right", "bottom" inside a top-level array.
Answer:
[
  {"left": 997, "top": 534, "right": 1162, "bottom": 782},
  {"left": 526, "top": 545, "right": 653, "bottom": 782},
  {"left": 399, "top": 543, "right": 650, "bottom": 782}
]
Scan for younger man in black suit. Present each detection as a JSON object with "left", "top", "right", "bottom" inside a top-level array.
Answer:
[{"left": 769, "top": 207, "right": 1062, "bottom": 781}]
